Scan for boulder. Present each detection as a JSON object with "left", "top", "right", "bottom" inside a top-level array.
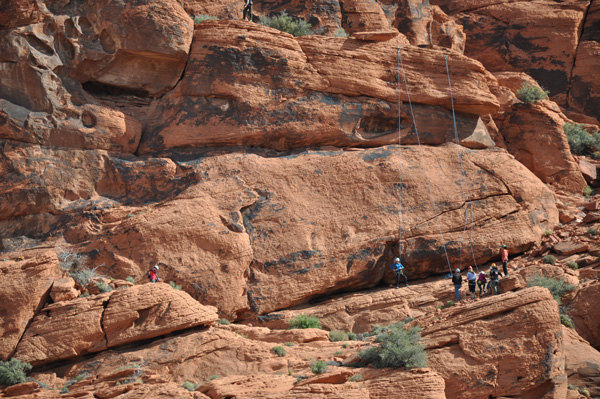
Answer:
[
  {"left": 494, "top": 100, "right": 587, "bottom": 193},
  {"left": 553, "top": 241, "right": 590, "bottom": 256},
  {"left": 49, "top": 277, "right": 80, "bottom": 302},
  {"left": 339, "top": 0, "right": 390, "bottom": 34},
  {"left": 568, "top": 280, "right": 600, "bottom": 348},
  {"left": 414, "top": 287, "right": 567, "bottom": 398},
  {"left": 14, "top": 283, "right": 218, "bottom": 366},
  {"left": 562, "top": 325, "right": 600, "bottom": 397},
  {"left": 2, "top": 381, "right": 39, "bottom": 397},
  {"left": 579, "top": 158, "right": 600, "bottom": 187},
  {"left": 0, "top": 251, "right": 60, "bottom": 360},
  {"left": 139, "top": 20, "right": 498, "bottom": 154}
]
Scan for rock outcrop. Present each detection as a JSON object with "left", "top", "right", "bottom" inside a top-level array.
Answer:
[
  {"left": 0, "top": 251, "right": 60, "bottom": 360},
  {"left": 13, "top": 283, "right": 218, "bottom": 366},
  {"left": 562, "top": 325, "right": 600, "bottom": 397},
  {"left": 567, "top": 279, "right": 600, "bottom": 349}
]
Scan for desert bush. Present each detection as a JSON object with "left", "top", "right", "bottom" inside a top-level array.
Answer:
[
  {"left": 169, "top": 281, "right": 182, "bottom": 290},
  {"left": 310, "top": 360, "right": 328, "bottom": 374},
  {"left": 272, "top": 346, "right": 286, "bottom": 357},
  {"left": 259, "top": 12, "right": 312, "bottom": 37},
  {"left": 95, "top": 281, "right": 113, "bottom": 293},
  {"left": 564, "top": 122, "right": 600, "bottom": 156},
  {"left": 217, "top": 318, "right": 231, "bottom": 325},
  {"left": 527, "top": 274, "right": 575, "bottom": 304},
  {"left": 334, "top": 27, "right": 348, "bottom": 37},
  {"left": 543, "top": 230, "right": 553, "bottom": 236},
  {"left": 588, "top": 227, "right": 600, "bottom": 236},
  {"left": 56, "top": 247, "right": 89, "bottom": 271},
  {"left": 567, "top": 262, "right": 579, "bottom": 270},
  {"left": 584, "top": 185, "right": 594, "bottom": 197},
  {"left": 284, "top": 341, "right": 294, "bottom": 346},
  {"left": 0, "top": 358, "right": 32, "bottom": 386},
  {"left": 348, "top": 374, "right": 363, "bottom": 382},
  {"left": 182, "top": 381, "right": 198, "bottom": 391},
  {"left": 359, "top": 323, "right": 427, "bottom": 369},
  {"left": 193, "top": 15, "right": 218, "bottom": 24},
  {"left": 329, "top": 330, "right": 349, "bottom": 342},
  {"left": 560, "top": 313, "right": 575, "bottom": 329},
  {"left": 70, "top": 267, "right": 100, "bottom": 286},
  {"left": 347, "top": 331, "right": 357, "bottom": 340},
  {"left": 516, "top": 81, "right": 549, "bottom": 103},
  {"left": 289, "top": 314, "right": 321, "bottom": 329},
  {"left": 542, "top": 255, "right": 557, "bottom": 265},
  {"left": 125, "top": 276, "right": 136, "bottom": 284}
]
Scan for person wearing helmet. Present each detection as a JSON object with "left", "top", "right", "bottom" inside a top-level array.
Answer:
[
  {"left": 488, "top": 263, "right": 500, "bottom": 295},
  {"left": 148, "top": 265, "right": 160, "bottom": 283},
  {"left": 466, "top": 266, "right": 477, "bottom": 299},
  {"left": 451, "top": 268, "right": 462, "bottom": 302},
  {"left": 477, "top": 271, "right": 487, "bottom": 297},
  {"left": 390, "top": 257, "right": 408, "bottom": 289},
  {"left": 500, "top": 245, "right": 509, "bottom": 276}
]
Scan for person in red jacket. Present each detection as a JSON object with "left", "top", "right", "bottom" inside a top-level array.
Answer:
[
  {"left": 148, "top": 265, "right": 159, "bottom": 283},
  {"left": 500, "top": 245, "right": 509, "bottom": 276}
]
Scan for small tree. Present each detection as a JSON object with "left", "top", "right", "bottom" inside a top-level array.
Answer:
[
  {"left": 527, "top": 274, "right": 575, "bottom": 304},
  {"left": 564, "top": 122, "right": 600, "bottom": 156},
  {"left": 359, "top": 323, "right": 427, "bottom": 369},
  {"left": 289, "top": 314, "right": 321, "bottom": 329},
  {"left": 0, "top": 359, "right": 32, "bottom": 386},
  {"left": 329, "top": 330, "right": 348, "bottom": 342},
  {"left": 259, "top": 12, "right": 312, "bottom": 37},
  {"left": 272, "top": 346, "right": 286, "bottom": 357},
  {"left": 516, "top": 81, "right": 549, "bottom": 103},
  {"left": 542, "top": 255, "right": 557, "bottom": 265},
  {"left": 310, "top": 360, "right": 327, "bottom": 374}
]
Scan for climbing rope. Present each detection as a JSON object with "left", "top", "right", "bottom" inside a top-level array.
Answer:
[
  {"left": 397, "top": 48, "right": 403, "bottom": 262},
  {"left": 397, "top": 47, "right": 453, "bottom": 274},
  {"left": 443, "top": 54, "right": 479, "bottom": 272}
]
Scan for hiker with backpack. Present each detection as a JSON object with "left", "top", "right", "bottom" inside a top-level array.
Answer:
[
  {"left": 488, "top": 263, "right": 500, "bottom": 295},
  {"left": 148, "top": 265, "right": 160, "bottom": 283},
  {"left": 500, "top": 245, "right": 509, "bottom": 276},
  {"left": 390, "top": 257, "right": 408, "bottom": 288},
  {"left": 477, "top": 271, "right": 487, "bottom": 297},
  {"left": 452, "top": 268, "right": 462, "bottom": 301},
  {"left": 466, "top": 266, "right": 477, "bottom": 299}
]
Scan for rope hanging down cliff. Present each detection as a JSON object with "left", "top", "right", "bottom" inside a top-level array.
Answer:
[
  {"left": 396, "top": 47, "right": 453, "bottom": 274},
  {"left": 443, "top": 54, "right": 479, "bottom": 273}
]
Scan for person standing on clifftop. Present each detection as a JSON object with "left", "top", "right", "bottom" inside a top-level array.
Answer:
[
  {"left": 452, "top": 268, "right": 462, "bottom": 301},
  {"left": 148, "top": 265, "right": 160, "bottom": 283},
  {"left": 390, "top": 257, "right": 408, "bottom": 289},
  {"left": 243, "top": 0, "right": 253, "bottom": 21},
  {"left": 500, "top": 244, "right": 509, "bottom": 276}
]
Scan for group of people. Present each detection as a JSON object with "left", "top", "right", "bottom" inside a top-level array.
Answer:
[{"left": 391, "top": 245, "right": 510, "bottom": 302}]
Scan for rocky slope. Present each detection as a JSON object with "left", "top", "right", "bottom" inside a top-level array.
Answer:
[{"left": 1, "top": 0, "right": 600, "bottom": 398}]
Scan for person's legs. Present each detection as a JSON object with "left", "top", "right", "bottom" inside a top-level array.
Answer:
[
  {"left": 395, "top": 271, "right": 400, "bottom": 288},
  {"left": 503, "top": 261, "right": 508, "bottom": 276},
  {"left": 454, "top": 285, "right": 460, "bottom": 301},
  {"left": 402, "top": 271, "right": 408, "bottom": 287}
]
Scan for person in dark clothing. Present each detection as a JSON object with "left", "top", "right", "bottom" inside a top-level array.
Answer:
[
  {"left": 243, "top": 0, "right": 253, "bottom": 21},
  {"left": 488, "top": 263, "right": 500, "bottom": 295},
  {"left": 390, "top": 257, "right": 408, "bottom": 288},
  {"left": 452, "top": 268, "right": 462, "bottom": 301},
  {"left": 477, "top": 271, "right": 487, "bottom": 297},
  {"left": 500, "top": 244, "right": 509, "bottom": 276},
  {"left": 466, "top": 266, "right": 477, "bottom": 299}
]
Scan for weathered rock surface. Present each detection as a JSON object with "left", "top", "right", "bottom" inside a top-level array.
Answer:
[
  {"left": 49, "top": 277, "right": 80, "bottom": 302},
  {"left": 140, "top": 20, "right": 498, "bottom": 154},
  {"left": 568, "top": 280, "right": 600, "bottom": 349},
  {"left": 415, "top": 287, "right": 567, "bottom": 399},
  {"left": 562, "top": 325, "right": 600, "bottom": 397},
  {"left": 433, "top": 0, "right": 589, "bottom": 109},
  {"left": 0, "top": 251, "right": 60, "bottom": 360},
  {"left": 13, "top": 283, "right": 218, "bottom": 366}
]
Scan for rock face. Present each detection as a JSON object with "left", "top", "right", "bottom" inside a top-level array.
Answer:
[
  {"left": 0, "top": 251, "right": 60, "bottom": 360},
  {"left": 562, "top": 325, "right": 600, "bottom": 397},
  {"left": 568, "top": 280, "right": 600, "bottom": 349},
  {"left": 432, "top": 0, "right": 589, "bottom": 110},
  {"left": 0, "top": 0, "right": 192, "bottom": 153},
  {"left": 415, "top": 287, "right": 567, "bottom": 399},
  {"left": 13, "top": 283, "right": 218, "bottom": 366},
  {"left": 140, "top": 20, "right": 498, "bottom": 154}
]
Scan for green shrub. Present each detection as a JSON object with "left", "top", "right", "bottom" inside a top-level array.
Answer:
[
  {"left": 342, "top": 343, "right": 349, "bottom": 348},
  {"left": 564, "top": 122, "right": 600, "bottom": 156},
  {"left": 70, "top": 267, "right": 99, "bottom": 286},
  {"left": 334, "top": 27, "right": 348, "bottom": 38},
  {"left": 333, "top": 350, "right": 343, "bottom": 356},
  {"left": 567, "top": 262, "right": 579, "bottom": 270},
  {"left": 560, "top": 313, "right": 575, "bottom": 329},
  {"left": 543, "top": 230, "right": 553, "bottom": 236},
  {"left": 193, "top": 15, "right": 218, "bottom": 24},
  {"left": 182, "top": 381, "right": 198, "bottom": 391},
  {"left": 329, "top": 330, "right": 349, "bottom": 342},
  {"left": 217, "top": 318, "right": 231, "bottom": 325},
  {"left": 588, "top": 227, "right": 600, "bottom": 236},
  {"left": 284, "top": 341, "right": 294, "bottom": 346},
  {"left": 95, "top": 281, "right": 113, "bottom": 293},
  {"left": 272, "top": 346, "right": 286, "bottom": 357},
  {"left": 0, "top": 359, "right": 32, "bottom": 386},
  {"left": 348, "top": 374, "right": 363, "bottom": 382},
  {"left": 125, "top": 276, "right": 136, "bottom": 284},
  {"left": 438, "top": 300, "right": 455, "bottom": 309},
  {"left": 208, "top": 375, "right": 219, "bottom": 381},
  {"left": 584, "top": 185, "right": 594, "bottom": 197},
  {"left": 359, "top": 323, "right": 427, "bottom": 369},
  {"left": 310, "top": 360, "right": 328, "bottom": 374},
  {"left": 527, "top": 274, "right": 575, "bottom": 304},
  {"left": 289, "top": 314, "right": 321, "bottom": 329},
  {"left": 542, "top": 255, "right": 557, "bottom": 265},
  {"left": 169, "top": 281, "right": 182, "bottom": 290},
  {"left": 346, "top": 331, "right": 357, "bottom": 341},
  {"left": 568, "top": 384, "right": 577, "bottom": 390},
  {"left": 516, "top": 81, "right": 549, "bottom": 103},
  {"left": 579, "top": 387, "right": 591, "bottom": 397},
  {"left": 259, "top": 12, "right": 312, "bottom": 37}
]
